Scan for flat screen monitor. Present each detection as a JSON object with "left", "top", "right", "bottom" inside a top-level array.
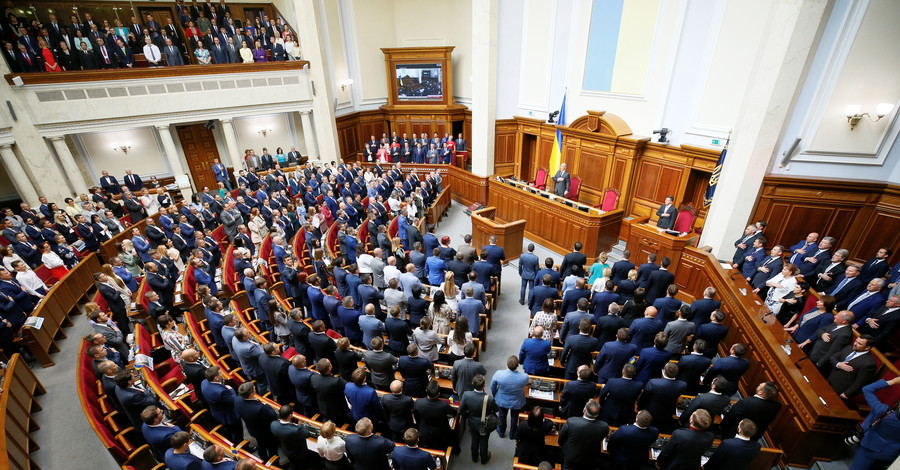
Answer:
[{"left": 396, "top": 63, "right": 443, "bottom": 101}]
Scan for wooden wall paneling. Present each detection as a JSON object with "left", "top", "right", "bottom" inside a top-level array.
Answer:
[
  {"left": 854, "top": 211, "right": 900, "bottom": 260},
  {"left": 464, "top": 111, "right": 473, "bottom": 153}
]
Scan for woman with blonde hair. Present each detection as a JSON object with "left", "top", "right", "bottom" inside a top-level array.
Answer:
[
  {"left": 316, "top": 420, "right": 351, "bottom": 469},
  {"left": 101, "top": 263, "right": 134, "bottom": 305},
  {"left": 591, "top": 267, "right": 613, "bottom": 294},
  {"left": 118, "top": 240, "right": 143, "bottom": 277},
  {"left": 413, "top": 316, "right": 442, "bottom": 362},
  {"left": 161, "top": 241, "right": 184, "bottom": 272},
  {"left": 139, "top": 188, "right": 160, "bottom": 216},
  {"left": 391, "top": 236, "right": 406, "bottom": 266},
  {"left": 440, "top": 271, "right": 460, "bottom": 311},
  {"left": 617, "top": 269, "right": 639, "bottom": 302},
  {"left": 765, "top": 263, "right": 800, "bottom": 317},
  {"left": 248, "top": 207, "right": 267, "bottom": 252},
  {"left": 588, "top": 252, "right": 610, "bottom": 285}
]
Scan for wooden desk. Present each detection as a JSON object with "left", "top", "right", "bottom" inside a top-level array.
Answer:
[
  {"left": 471, "top": 206, "right": 527, "bottom": 260},
  {"left": 487, "top": 178, "right": 624, "bottom": 262},
  {"left": 626, "top": 222, "right": 699, "bottom": 268},
  {"left": 673, "top": 246, "right": 860, "bottom": 467}
]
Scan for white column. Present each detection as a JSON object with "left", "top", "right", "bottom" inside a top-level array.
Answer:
[
  {"left": 219, "top": 118, "right": 244, "bottom": 177},
  {"left": 470, "top": 0, "right": 499, "bottom": 177},
  {"left": 700, "top": 0, "right": 830, "bottom": 258},
  {"left": 0, "top": 144, "right": 40, "bottom": 206},
  {"left": 299, "top": 110, "right": 318, "bottom": 163},
  {"left": 48, "top": 136, "right": 90, "bottom": 195},
  {"left": 154, "top": 124, "right": 193, "bottom": 200}
]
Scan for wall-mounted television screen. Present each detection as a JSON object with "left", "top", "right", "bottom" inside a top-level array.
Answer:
[{"left": 396, "top": 63, "right": 443, "bottom": 101}]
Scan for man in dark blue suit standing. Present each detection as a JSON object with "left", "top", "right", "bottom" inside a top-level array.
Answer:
[
  {"left": 270, "top": 404, "right": 311, "bottom": 469},
  {"left": 518, "top": 325, "right": 551, "bottom": 376},
  {"left": 558, "top": 400, "right": 609, "bottom": 470},
  {"left": 99, "top": 170, "right": 122, "bottom": 194},
  {"left": 739, "top": 237, "right": 767, "bottom": 281},
  {"left": 481, "top": 235, "right": 506, "bottom": 278},
  {"left": 593, "top": 328, "right": 637, "bottom": 384},
  {"left": 607, "top": 410, "right": 659, "bottom": 470},
  {"left": 164, "top": 431, "right": 203, "bottom": 470},
  {"left": 233, "top": 382, "right": 279, "bottom": 461},
  {"left": 826, "top": 265, "right": 864, "bottom": 308},
  {"left": 140, "top": 405, "right": 182, "bottom": 461},
  {"left": 560, "top": 365, "right": 598, "bottom": 418},
  {"left": 695, "top": 310, "right": 729, "bottom": 358},
  {"left": 628, "top": 306, "right": 663, "bottom": 350},
  {"left": 528, "top": 274, "right": 559, "bottom": 315},
  {"left": 645, "top": 257, "right": 675, "bottom": 304},
  {"left": 635, "top": 253, "right": 659, "bottom": 288},
  {"left": 518, "top": 244, "right": 539, "bottom": 305},
  {"left": 634, "top": 333, "right": 673, "bottom": 385},
  {"left": 657, "top": 409, "right": 715, "bottom": 470},
  {"left": 534, "top": 257, "right": 561, "bottom": 289},
  {"left": 610, "top": 250, "right": 634, "bottom": 286},
  {"left": 857, "top": 248, "right": 892, "bottom": 284},
  {"left": 703, "top": 343, "right": 750, "bottom": 396},
  {"left": 113, "top": 370, "right": 161, "bottom": 430},
  {"left": 201, "top": 366, "right": 244, "bottom": 444},
  {"left": 676, "top": 339, "right": 712, "bottom": 395},
  {"left": 689, "top": 286, "right": 721, "bottom": 330},
  {"left": 798, "top": 236, "right": 834, "bottom": 278},
  {"left": 598, "top": 364, "right": 644, "bottom": 425},
  {"left": 704, "top": 419, "right": 762, "bottom": 470},
  {"left": 653, "top": 284, "right": 683, "bottom": 324},
  {"left": 732, "top": 224, "right": 761, "bottom": 268},
  {"left": 655, "top": 196, "right": 677, "bottom": 230},
  {"left": 560, "top": 319, "right": 599, "bottom": 380},
  {"left": 637, "top": 362, "right": 687, "bottom": 431},
  {"left": 591, "top": 281, "right": 620, "bottom": 322}
]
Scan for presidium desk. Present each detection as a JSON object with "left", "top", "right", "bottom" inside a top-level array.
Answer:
[{"left": 486, "top": 177, "right": 624, "bottom": 262}]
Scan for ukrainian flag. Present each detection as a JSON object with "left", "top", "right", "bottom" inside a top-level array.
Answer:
[
  {"left": 549, "top": 93, "right": 567, "bottom": 174},
  {"left": 703, "top": 133, "right": 730, "bottom": 207}
]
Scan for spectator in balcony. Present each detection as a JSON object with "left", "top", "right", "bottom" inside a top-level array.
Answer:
[
  {"left": 72, "top": 28, "right": 92, "bottom": 52},
  {"left": 37, "top": 37, "right": 61, "bottom": 72},
  {"left": 252, "top": 39, "right": 267, "bottom": 63},
  {"left": 287, "top": 40, "right": 301, "bottom": 61},
  {"left": 56, "top": 40, "right": 78, "bottom": 71},
  {"left": 224, "top": 36, "right": 240, "bottom": 63},
  {"left": 194, "top": 41, "right": 211, "bottom": 65},
  {"left": 160, "top": 38, "right": 182, "bottom": 67},
  {"left": 210, "top": 35, "right": 228, "bottom": 64},
  {"left": 239, "top": 39, "right": 253, "bottom": 64},
  {"left": 77, "top": 41, "right": 97, "bottom": 70},
  {"left": 16, "top": 43, "right": 40, "bottom": 72},
  {"left": 271, "top": 35, "right": 286, "bottom": 61},
  {"left": 3, "top": 41, "right": 21, "bottom": 73},
  {"left": 145, "top": 14, "right": 161, "bottom": 39},
  {"left": 94, "top": 38, "right": 118, "bottom": 69},
  {"left": 185, "top": 20, "right": 202, "bottom": 48},
  {"left": 114, "top": 38, "right": 135, "bottom": 68},
  {"left": 112, "top": 19, "right": 129, "bottom": 42}
]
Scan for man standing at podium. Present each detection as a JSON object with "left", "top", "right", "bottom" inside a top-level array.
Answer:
[
  {"left": 656, "top": 196, "right": 677, "bottom": 230},
  {"left": 552, "top": 163, "right": 570, "bottom": 197}
]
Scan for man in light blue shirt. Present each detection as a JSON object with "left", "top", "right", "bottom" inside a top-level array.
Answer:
[{"left": 490, "top": 356, "right": 530, "bottom": 439}]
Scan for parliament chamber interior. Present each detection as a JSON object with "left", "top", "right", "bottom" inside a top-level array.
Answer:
[{"left": 1, "top": 0, "right": 900, "bottom": 469}]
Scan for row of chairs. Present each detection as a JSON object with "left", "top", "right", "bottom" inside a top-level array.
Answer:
[{"left": 0, "top": 353, "right": 46, "bottom": 470}]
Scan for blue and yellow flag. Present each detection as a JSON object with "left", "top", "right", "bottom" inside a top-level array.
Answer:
[
  {"left": 703, "top": 133, "right": 731, "bottom": 207},
  {"left": 548, "top": 93, "right": 567, "bottom": 174}
]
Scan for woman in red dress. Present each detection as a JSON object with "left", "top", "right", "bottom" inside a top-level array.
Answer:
[
  {"left": 39, "top": 38, "right": 62, "bottom": 72},
  {"left": 320, "top": 203, "right": 334, "bottom": 229}
]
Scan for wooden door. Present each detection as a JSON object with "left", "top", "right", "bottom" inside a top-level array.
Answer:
[
  {"left": 176, "top": 124, "right": 220, "bottom": 192},
  {"left": 138, "top": 8, "right": 174, "bottom": 29}
]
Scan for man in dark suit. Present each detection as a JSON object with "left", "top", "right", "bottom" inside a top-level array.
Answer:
[
  {"left": 610, "top": 250, "right": 635, "bottom": 286},
  {"left": 628, "top": 306, "right": 664, "bottom": 351},
  {"left": 93, "top": 38, "right": 118, "bottom": 68},
  {"left": 397, "top": 344, "right": 432, "bottom": 398},
  {"left": 459, "top": 374, "right": 498, "bottom": 464},
  {"left": 655, "top": 196, "right": 677, "bottom": 230},
  {"left": 140, "top": 405, "right": 182, "bottom": 461},
  {"left": 122, "top": 170, "right": 143, "bottom": 192},
  {"left": 99, "top": 170, "right": 122, "bottom": 195},
  {"left": 163, "top": 38, "right": 184, "bottom": 65},
  {"left": 637, "top": 362, "right": 686, "bottom": 431},
  {"left": 592, "top": 283, "right": 621, "bottom": 326},
  {"left": 676, "top": 339, "right": 712, "bottom": 395},
  {"left": 738, "top": 237, "right": 767, "bottom": 280},
  {"left": 657, "top": 409, "right": 715, "bottom": 470},
  {"left": 800, "top": 310, "right": 855, "bottom": 369},
  {"left": 309, "top": 358, "right": 350, "bottom": 425},
  {"left": 179, "top": 349, "right": 208, "bottom": 409},
  {"left": 551, "top": 163, "right": 571, "bottom": 197},
  {"left": 695, "top": 310, "right": 729, "bottom": 358},
  {"left": 345, "top": 417, "right": 395, "bottom": 468},
  {"left": 636, "top": 253, "right": 660, "bottom": 288},
  {"left": 751, "top": 245, "right": 785, "bottom": 295},
  {"left": 201, "top": 367, "right": 243, "bottom": 444},
  {"left": 598, "top": 364, "right": 643, "bottom": 425},
  {"left": 704, "top": 418, "right": 763, "bottom": 470},
  {"left": 798, "top": 236, "right": 834, "bottom": 278},
  {"left": 560, "top": 365, "right": 598, "bottom": 418},
  {"left": 720, "top": 382, "right": 782, "bottom": 440},
  {"left": 593, "top": 327, "right": 638, "bottom": 384},
  {"left": 286, "top": 355, "right": 317, "bottom": 417},
  {"left": 558, "top": 399, "right": 609, "bottom": 470},
  {"left": 560, "top": 242, "right": 587, "bottom": 278},
  {"left": 856, "top": 294, "right": 900, "bottom": 347},
  {"left": 259, "top": 342, "right": 292, "bottom": 404},
  {"left": 415, "top": 380, "right": 458, "bottom": 451},
  {"left": 518, "top": 326, "right": 551, "bottom": 376},
  {"left": 844, "top": 278, "right": 888, "bottom": 323},
  {"left": 269, "top": 404, "right": 310, "bottom": 469},
  {"left": 481, "top": 235, "right": 506, "bottom": 277},
  {"left": 534, "top": 257, "right": 562, "bottom": 288},
  {"left": 607, "top": 410, "right": 659, "bottom": 470},
  {"left": 825, "top": 335, "right": 878, "bottom": 399},
  {"left": 689, "top": 286, "right": 721, "bottom": 330},
  {"left": 528, "top": 274, "right": 559, "bottom": 315},
  {"left": 94, "top": 277, "right": 130, "bottom": 335},
  {"left": 381, "top": 380, "right": 415, "bottom": 442},
  {"left": 233, "top": 382, "right": 279, "bottom": 461},
  {"left": 113, "top": 370, "right": 161, "bottom": 429},
  {"left": 857, "top": 247, "right": 892, "bottom": 284},
  {"left": 679, "top": 375, "right": 732, "bottom": 427},
  {"left": 561, "top": 319, "right": 599, "bottom": 380},
  {"left": 645, "top": 257, "right": 675, "bottom": 303},
  {"left": 560, "top": 293, "right": 592, "bottom": 342},
  {"left": 731, "top": 224, "right": 761, "bottom": 267},
  {"left": 209, "top": 35, "right": 229, "bottom": 63},
  {"left": 77, "top": 41, "right": 98, "bottom": 69},
  {"left": 813, "top": 249, "right": 849, "bottom": 293},
  {"left": 702, "top": 343, "right": 749, "bottom": 396}
]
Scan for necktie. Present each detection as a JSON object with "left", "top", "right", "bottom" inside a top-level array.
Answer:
[
  {"left": 25, "top": 54, "right": 31, "bottom": 65},
  {"left": 843, "top": 351, "right": 858, "bottom": 363},
  {"left": 832, "top": 277, "right": 850, "bottom": 295},
  {"left": 102, "top": 47, "right": 109, "bottom": 64}
]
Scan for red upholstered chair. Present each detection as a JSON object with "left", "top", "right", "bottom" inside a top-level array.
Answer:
[
  {"left": 565, "top": 175, "right": 582, "bottom": 200},
  {"left": 597, "top": 188, "right": 620, "bottom": 211},
  {"left": 529, "top": 168, "right": 548, "bottom": 190},
  {"left": 673, "top": 204, "right": 698, "bottom": 234},
  {"left": 0, "top": 235, "right": 9, "bottom": 246}
]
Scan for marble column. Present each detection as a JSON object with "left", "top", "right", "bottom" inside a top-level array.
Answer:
[
  {"left": 154, "top": 124, "right": 193, "bottom": 200},
  {"left": 470, "top": 0, "right": 499, "bottom": 177},
  {"left": 299, "top": 110, "right": 318, "bottom": 163},
  {"left": 699, "top": 0, "right": 830, "bottom": 258},
  {"left": 0, "top": 144, "right": 40, "bottom": 206},
  {"left": 48, "top": 136, "right": 90, "bottom": 195},
  {"left": 219, "top": 118, "right": 244, "bottom": 177}
]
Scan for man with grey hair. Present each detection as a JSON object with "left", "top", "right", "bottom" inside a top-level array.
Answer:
[
  {"left": 370, "top": 248, "right": 386, "bottom": 289},
  {"left": 814, "top": 248, "right": 850, "bottom": 292},
  {"left": 799, "top": 236, "right": 834, "bottom": 278},
  {"left": 842, "top": 278, "right": 887, "bottom": 322},
  {"left": 220, "top": 200, "right": 241, "bottom": 241},
  {"left": 856, "top": 294, "right": 900, "bottom": 347}
]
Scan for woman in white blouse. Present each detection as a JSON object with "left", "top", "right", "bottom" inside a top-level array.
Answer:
[
  {"left": 427, "top": 290, "right": 454, "bottom": 335},
  {"left": 1, "top": 245, "right": 25, "bottom": 272},
  {"left": 40, "top": 242, "right": 68, "bottom": 279},
  {"left": 316, "top": 421, "right": 351, "bottom": 469},
  {"left": 139, "top": 188, "right": 160, "bottom": 216},
  {"left": 439, "top": 272, "right": 461, "bottom": 312},
  {"left": 159, "top": 315, "right": 189, "bottom": 363},
  {"left": 446, "top": 316, "right": 473, "bottom": 363},
  {"left": 764, "top": 263, "right": 800, "bottom": 316},
  {"left": 590, "top": 267, "right": 613, "bottom": 294}
]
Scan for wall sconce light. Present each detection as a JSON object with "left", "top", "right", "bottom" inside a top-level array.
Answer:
[
  {"left": 340, "top": 79, "right": 353, "bottom": 91},
  {"left": 845, "top": 103, "right": 895, "bottom": 131},
  {"left": 258, "top": 128, "right": 272, "bottom": 138},
  {"left": 111, "top": 141, "right": 132, "bottom": 154}
]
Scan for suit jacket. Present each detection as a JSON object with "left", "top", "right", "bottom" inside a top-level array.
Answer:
[
  {"left": 344, "top": 433, "right": 395, "bottom": 470},
  {"left": 657, "top": 427, "right": 715, "bottom": 470},
  {"left": 720, "top": 395, "right": 782, "bottom": 440},
  {"left": 560, "top": 251, "right": 587, "bottom": 278},
  {"left": 414, "top": 397, "right": 454, "bottom": 449},
  {"left": 636, "top": 262, "right": 661, "bottom": 288},
  {"left": 695, "top": 322, "right": 729, "bottom": 358},
  {"left": 857, "top": 306, "right": 900, "bottom": 345},
  {"left": 597, "top": 376, "right": 643, "bottom": 425},
  {"left": 528, "top": 284, "right": 559, "bottom": 314},
  {"left": 270, "top": 420, "right": 310, "bottom": 462},
  {"left": 731, "top": 232, "right": 761, "bottom": 265},
  {"left": 608, "top": 423, "right": 660, "bottom": 468},
  {"left": 561, "top": 333, "right": 599, "bottom": 379},
  {"left": 628, "top": 317, "right": 664, "bottom": 350},
  {"left": 676, "top": 353, "right": 712, "bottom": 395},
  {"left": 703, "top": 356, "right": 749, "bottom": 396},
  {"left": 813, "top": 261, "right": 847, "bottom": 292},
  {"left": 655, "top": 203, "right": 677, "bottom": 230},
  {"left": 559, "top": 378, "right": 598, "bottom": 418},
  {"left": 645, "top": 269, "right": 675, "bottom": 303},
  {"left": 825, "top": 347, "right": 877, "bottom": 397},
  {"left": 210, "top": 43, "right": 229, "bottom": 63},
  {"left": 751, "top": 255, "right": 784, "bottom": 289},
  {"left": 397, "top": 355, "right": 432, "bottom": 397},
  {"left": 858, "top": 257, "right": 891, "bottom": 284},
  {"left": 142, "top": 423, "right": 181, "bottom": 460},
  {"left": 634, "top": 347, "right": 672, "bottom": 385},
  {"left": 808, "top": 323, "right": 854, "bottom": 367},
  {"left": 288, "top": 366, "right": 317, "bottom": 413},
  {"left": 115, "top": 386, "right": 160, "bottom": 429},
  {"left": 518, "top": 337, "right": 551, "bottom": 376},
  {"left": 451, "top": 357, "right": 487, "bottom": 396},
  {"left": 593, "top": 340, "right": 638, "bottom": 384},
  {"left": 381, "top": 392, "right": 415, "bottom": 432},
  {"left": 637, "top": 377, "right": 687, "bottom": 428},
  {"left": 259, "top": 354, "right": 292, "bottom": 402},
  {"left": 703, "top": 437, "right": 762, "bottom": 470},
  {"left": 363, "top": 349, "right": 398, "bottom": 390},
  {"left": 558, "top": 416, "right": 610, "bottom": 467},
  {"left": 826, "top": 274, "right": 865, "bottom": 308},
  {"left": 679, "top": 391, "right": 731, "bottom": 426},
  {"left": 310, "top": 373, "right": 349, "bottom": 423},
  {"left": 234, "top": 397, "right": 277, "bottom": 440},
  {"left": 552, "top": 170, "right": 570, "bottom": 197},
  {"left": 93, "top": 45, "right": 118, "bottom": 68}
]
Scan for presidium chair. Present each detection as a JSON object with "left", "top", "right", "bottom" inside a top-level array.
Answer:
[
  {"left": 529, "top": 167, "right": 548, "bottom": 190},
  {"left": 596, "top": 188, "right": 620, "bottom": 211},
  {"left": 673, "top": 204, "right": 698, "bottom": 234},
  {"left": 565, "top": 175, "right": 582, "bottom": 200}
]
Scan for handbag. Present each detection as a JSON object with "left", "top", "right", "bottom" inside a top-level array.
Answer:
[{"left": 478, "top": 394, "right": 499, "bottom": 435}]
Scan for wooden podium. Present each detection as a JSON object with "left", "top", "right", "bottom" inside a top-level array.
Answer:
[
  {"left": 471, "top": 207, "right": 526, "bottom": 260},
  {"left": 626, "top": 223, "right": 700, "bottom": 267}
]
